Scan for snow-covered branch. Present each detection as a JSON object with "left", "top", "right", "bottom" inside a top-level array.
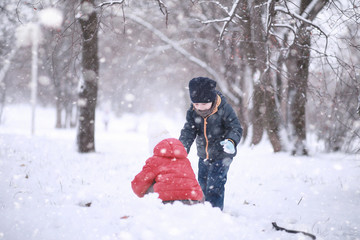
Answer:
[
  {"left": 301, "top": 0, "right": 321, "bottom": 20},
  {"left": 265, "top": 0, "right": 276, "bottom": 35},
  {"left": 275, "top": 5, "right": 328, "bottom": 51},
  {"left": 155, "top": 0, "right": 169, "bottom": 26},
  {"left": 97, "top": 0, "right": 125, "bottom": 8},
  {"left": 126, "top": 13, "right": 238, "bottom": 104},
  {"left": 218, "top": 0, "right": 241, "bottom": 43},
  {"left": 202, "top": 17, "right": 230, "bottom": 24},
  {"left": 199, "top": 0, "right": 241, "bottom": 45},
  {"left": 271, "top": 24, "right": 296, "bottom": 35},
  {"left": 275, "top": 6, "right": 327, "bottom": 36},
  {"left": 134, "top": 39, "right": 216, "bottom": 66},
  {"left": 136, "top": 38, "right": 216, "bottom": 54},
  {"left": 275, "top": 7, "right": 304, "bottom": 27},
  {"left": 98, "top": 0, "right": 169, "bottom": 26},
  {"left": 199, "top": 1, "right": 229, "bottom": 13}
]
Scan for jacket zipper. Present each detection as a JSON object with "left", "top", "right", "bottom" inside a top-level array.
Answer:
[
  {"left": 198, "top": 95, "right": 221, "bottom": 161},
  {"left": 203, "top": 104, "right": 219, "bottom": 159},
  {"left": 204, "top": 117, "right": 209, "bottom": 160}
]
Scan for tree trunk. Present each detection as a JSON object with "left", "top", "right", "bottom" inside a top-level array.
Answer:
[
  {"left": 236, "top": 62, "right": 249, "bottom": 141},
  {"left": 263, "top": 69, "right": 282, "bottom": 152},
  {"left": 223, "top": 32, "right": 248, "bottom": 142},
  {"left": 55, "top": 97, "right": 62, "bottom": 128},
  {"left": 357, "top": 94, "right": 360, "bottom": 117},
  {"left": 235, "top": 0, "right": 256, "bottom": 143},
  {"left": 286, "top": 26, "right": 310, "bottom": 155},
  {"left": 249, "top": 0, "right": 282, "bottom": 151},
  {"left": 251, "top": 82, "right": 264, "bottom": 145},
  {"left": 285, "top": 0, "right": 328, "bottom": 155},
  {"left": 77, "top": 0, "right": 99, "bottom": 153}
]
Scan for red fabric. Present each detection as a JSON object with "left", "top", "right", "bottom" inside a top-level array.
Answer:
[{"left": 131, "top": 138, "right": 203, "bottom": 201}]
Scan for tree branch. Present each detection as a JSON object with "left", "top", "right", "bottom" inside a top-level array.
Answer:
[
  {"left": 201, "top": 17, "right": 230, "bottom": 24},
  {"left": 272, "top": 222, "right": 316, "bottom": 240},
  {"left": 97, "top": 0, "right": 125, "bottom": 8},
  {"left": 155, "top": 0, "right": 169, "bottom": 26},
  {"left": 219, "top": 0, "right": 241, "bottom": 44},
  {"left": 198, "top": 0, "right": 241, "bottom": 45},
  {"left": 126, "top": 13, "right": 239, "bottom": 104},
  {"left": 275, "top": 5, "right": 329, "bottom": 52},
  {"left": 98, "top": 0, "right": 169, "bottom": 26}
]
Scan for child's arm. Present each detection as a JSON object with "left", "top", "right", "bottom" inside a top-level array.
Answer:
[
  {"left": 179, "top": 107, "right": 198, "bottom": 153},
  {"left": 131, "top": 160, "right": 156, "bottom": 198}
]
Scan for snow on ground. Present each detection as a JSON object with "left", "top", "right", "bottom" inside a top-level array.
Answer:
[{"left": 0, "top": 105, "right": 359, "bottom": 240}]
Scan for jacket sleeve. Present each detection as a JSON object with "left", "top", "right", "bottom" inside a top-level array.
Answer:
[
  {"left": 131, "top": 159, "right": 156, "bottom": 198},
  {"left": 179, "top": 107, "right": 198, "bottom": 153},
  {"left": 223, "top": 103, "right": 243, "bottom": 146}
]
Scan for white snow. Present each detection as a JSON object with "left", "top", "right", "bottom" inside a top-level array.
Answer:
[
  {"left": 0, "top": 105, "right": 359, "bottom": 240},
  {"left": 15, "top": 23, "right": 42, "bottom": 47},
  {"left": 39, "top": 8, "right": 63, "bottom": 29}
]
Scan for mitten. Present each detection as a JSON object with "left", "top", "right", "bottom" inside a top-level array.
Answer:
[{"left": 220, "top": 139, "right": 235, "bottom": 154}]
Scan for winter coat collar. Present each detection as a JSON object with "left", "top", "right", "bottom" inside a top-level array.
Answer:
[{"left": 193, "top": 94, "right": 221, "bottom": 118}]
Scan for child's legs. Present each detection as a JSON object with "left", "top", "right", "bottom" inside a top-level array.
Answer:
[
  {"left": 198, "top": 158, "right": 233, "bottom": 210},
  {"left": 198, "top": 158, "right": 210, "bottom": 195}
]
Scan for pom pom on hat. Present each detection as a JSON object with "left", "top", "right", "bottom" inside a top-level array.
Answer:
[{"left": 189, "top": 77, "right": 217, "bottom": 103}]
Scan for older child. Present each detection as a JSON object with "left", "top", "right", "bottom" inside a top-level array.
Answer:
[
  {"left": 131, "top": 138, "right": 203, "bottom": 204},
  {"left": 179, "top": 77, "right": 243, "bottom": 210}
]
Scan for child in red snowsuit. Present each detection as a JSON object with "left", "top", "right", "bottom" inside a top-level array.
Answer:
[{"left": 131, "top": 138, "right": 203, "bottom": 204}]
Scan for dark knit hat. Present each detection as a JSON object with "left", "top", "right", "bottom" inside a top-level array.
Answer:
[{"left": 189, "top": 77, "right": 217, "bottom": 103}]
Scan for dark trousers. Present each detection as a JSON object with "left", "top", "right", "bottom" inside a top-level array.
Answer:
[{"left": 198, "top": 157, "right": 233, "bottom": 210}]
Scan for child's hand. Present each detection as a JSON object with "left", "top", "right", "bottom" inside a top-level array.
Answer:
[{"left": 220, "top": 139, "right": 235, "bottom": 154}]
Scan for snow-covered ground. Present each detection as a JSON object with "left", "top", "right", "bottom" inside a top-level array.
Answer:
[{"left": 0, "top": 105, "right": 359, "bottom": 240}]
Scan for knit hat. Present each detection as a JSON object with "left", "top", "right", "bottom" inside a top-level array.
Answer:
[{"left": 189, "top": 77, "right": 217, "bottom": 103}]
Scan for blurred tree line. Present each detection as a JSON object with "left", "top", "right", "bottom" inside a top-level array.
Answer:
[{"left": 0, "top": 0, "right": 359, "bottom": 154}]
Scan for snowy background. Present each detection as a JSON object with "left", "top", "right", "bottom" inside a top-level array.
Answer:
[{"left": 1, "top": 105, "right": 359, "bottom": 240}]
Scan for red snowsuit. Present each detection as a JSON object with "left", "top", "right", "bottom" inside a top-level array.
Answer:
[{"left": 131, "top": 138, "right": 203, "bottom": 202}]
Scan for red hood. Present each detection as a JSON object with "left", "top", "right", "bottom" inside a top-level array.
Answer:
[{"left": 153, "top": 138, "right": 188, "bottom": 158}]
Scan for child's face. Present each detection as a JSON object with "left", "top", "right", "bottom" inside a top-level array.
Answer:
[{"left": 193, "top": 102, "right": 212, "bottom": 111}]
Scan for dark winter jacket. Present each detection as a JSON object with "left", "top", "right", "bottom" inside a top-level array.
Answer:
[
  {"left": 131, "top": 138, "right": 203, "bottom": 201},
  {"left": 179, "top": 92, "right": 243, "bottom": 160}
]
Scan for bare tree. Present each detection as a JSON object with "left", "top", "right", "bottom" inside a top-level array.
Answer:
[
  {"left": 275, "top": 0, "right": 329, "bottom": 155},
  {"left": 190, "top": 0, "right": 336, "bottom": 154},
  {"left": 309, "top": 1, "right": 360, "bottom": 153},
  {"left": 77, "top": 0, "right": 99, "bottom": 153},
  {"left": 0, "top": 1, "right": 21, "bottom": 122},
  {"left": 194, "top": 0, "right": 283, "bottom": 152},
  {"left": 250, "top": 0, "right": 282, "bottom": 152},
  {"left": 50, "top": 2, "right": 81, "bottom": 129},
  {"left": 76, "top": 0, "right": 170, "bottom": 152}
]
